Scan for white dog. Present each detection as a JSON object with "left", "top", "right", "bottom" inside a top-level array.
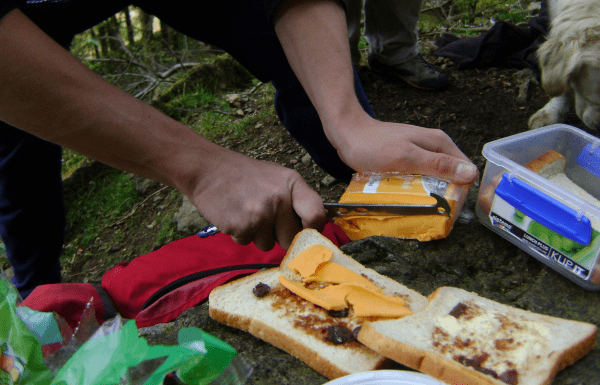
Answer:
[{"left": 528, "top": 0, "right": 600, "bottom": 131}]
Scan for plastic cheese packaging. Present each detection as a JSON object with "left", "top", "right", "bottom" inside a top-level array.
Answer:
[{"left": 332, "top": 173, "right": 470, "bottom": 241}]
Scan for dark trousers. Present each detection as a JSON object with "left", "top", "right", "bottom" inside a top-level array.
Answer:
[{"left": 1, "top": 0, "right": 374, "bottom": 297}]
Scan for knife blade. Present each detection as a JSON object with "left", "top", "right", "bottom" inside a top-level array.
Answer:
[{"left": 324, "top": 193, "right": 451, "bottom": 218}]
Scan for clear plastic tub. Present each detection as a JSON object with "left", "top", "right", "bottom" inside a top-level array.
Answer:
[{"left": 475, "top": 124, "right": 600, "bottom": 291}]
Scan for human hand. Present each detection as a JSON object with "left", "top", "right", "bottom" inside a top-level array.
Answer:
[
  {"left": 326, "top": 113, "right": 479, "bottom": 185},
  {"left": 187, "top": 149, "right": 328, "bottom": 251}
]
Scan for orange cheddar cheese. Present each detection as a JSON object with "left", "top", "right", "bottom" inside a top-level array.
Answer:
[
  {"left": 287, "top": 244, "right": 333, "bottom": 278},
  {"left": 279, "top": 243, "right": 412, "bottom": 318},
  {"left": 304, "top": 262, "right": 380, "bottom": 292},
  {"left": 344, "top": 284, "right": 410, "bottom": 318},
  {"left": 333, "top": 173, "right": 469, "bottom": 241},
  {"left": 279, "top": 276, "right": 412, "bottom": 317},
  {"left": 278, "top": 275, "right": 348, "bottom": 310}
]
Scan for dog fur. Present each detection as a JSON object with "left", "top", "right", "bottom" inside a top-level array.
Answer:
[{"left": 528, "top": 0, "right": 600, "bottom": 131}]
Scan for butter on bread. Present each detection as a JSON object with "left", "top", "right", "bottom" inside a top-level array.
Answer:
[
  {"left": 208, "top": 229, "right": 429, "bottom": 380},
  {"left": 333, "top": 174, "right": 470, "bottom": 242},
  {"left": 358, "top": 287, "right": 597, "bottom": 385}
]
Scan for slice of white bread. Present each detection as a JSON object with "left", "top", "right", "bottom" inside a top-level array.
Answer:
[
  {"left": 524, "top": 150, "right": 600, "bottom": 209},
  {"left": 358, "top": 287, "right": 597, "bottom": 385},
  {"left": 208, "top": 229, "right": 429, "bottom": 380},
  {"left": 524, "top": 150, "right": 567, "bottom": 179}
]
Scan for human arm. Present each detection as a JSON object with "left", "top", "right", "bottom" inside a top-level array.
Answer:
[
  {"left": 273, "top": 0, "right": 479, "bottom": 184},
  {"left": 0, "top": 9, "right": 327, "bottom": 250}
]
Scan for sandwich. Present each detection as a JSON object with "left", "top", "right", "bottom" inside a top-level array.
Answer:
[
  {"left": 209, "top": 229, "right": 597, "bottom": 383},
  {"left": 358, "top": 286, "right": 597, "bottom": 385},
  {"left": 208, "top": 228, "right": 429, "bottom": 379},
  {"left": 332, "top": 173, "right": 470, "bottom": 242}
]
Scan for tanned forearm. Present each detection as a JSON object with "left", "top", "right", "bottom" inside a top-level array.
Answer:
[
  {"left": 0, "top": 9, "right": 327, "bottom": 250},
  {"left": 274, "top": 0, "right": 479, "bottom": 184},
  {"left": 273, "top": 0, "right": 361, "bottom": 146},
  {"left": 0, "top": 10, "right": 223, "bottom": 196}
]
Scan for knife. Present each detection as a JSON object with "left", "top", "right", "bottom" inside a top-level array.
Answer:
[{"left": 324, "top": 193, "right": 452, "bottom": 218}]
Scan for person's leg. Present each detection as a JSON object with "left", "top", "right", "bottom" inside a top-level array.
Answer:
[
  {"left": 363, "top": 0, "right": 420, "bottom": 65},
  {"left": 363, "top": 0, "right": 448, "bottom": 91},
  {"left": 0, "top": 124, "right": 64, "bottom": 298},
  {"left": 140, "top": 0, "right": 374, "bottom": 182}
]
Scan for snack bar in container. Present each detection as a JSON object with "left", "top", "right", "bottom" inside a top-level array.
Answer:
[{"left": 476, "top": 124, "right": 600, "bottom": 290}]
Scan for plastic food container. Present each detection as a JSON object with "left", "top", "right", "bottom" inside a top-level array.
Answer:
[{"left": 476, "top": 124, "right": 600, "bottom": 291}]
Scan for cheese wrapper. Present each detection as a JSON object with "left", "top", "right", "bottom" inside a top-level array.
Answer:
[{"left": 333, "top": 173, "right": 470, "bottom": 241}]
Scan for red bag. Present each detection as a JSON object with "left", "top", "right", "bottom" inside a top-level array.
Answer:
[
  {"left": 22, "top": 283, "right": 117, "bottom": 331},
  {"left": 22, "top": 224, "right": 349, "bottom": 329},
  {"left": 102, "top": 223, "right": 349, "bottom": 327}
]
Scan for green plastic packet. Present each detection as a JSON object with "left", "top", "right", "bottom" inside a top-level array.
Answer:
[
  {"left": 50, "top": 320, "right": 239, "bottom": 385},
  {"left": 0, "top": 277, "right": 53, "bottom": 385},
  {"left": 175, "top": 328, "right": 238, "bottom": 385},
  {"left": 1, "top": 271, "right": 245, "bottom": 385}
]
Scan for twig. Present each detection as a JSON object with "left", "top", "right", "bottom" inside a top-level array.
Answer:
[
  {"left": 213, "top": 109, "right": 238, "bottom": 116},
  {"left": 105, "top": 186, "right": 169, "bottom": 227},
  {"left": 249, "top": 81, "right": 265, "bottom": 94}
]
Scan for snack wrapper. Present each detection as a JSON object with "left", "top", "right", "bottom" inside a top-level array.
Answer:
[
  {"left": 0, "top": 271, "right": 251, "bottom": 385},
  {"left": 333, "top": 173, "right": 470, "bottom": 241}
]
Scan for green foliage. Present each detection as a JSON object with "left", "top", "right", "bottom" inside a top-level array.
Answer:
[
  {"left": 154, "top": 206, "right": 180, "bottom": 247},
  {"left": 63, "top": 168, "right": 141, "bottom": 251},
  {"left": 496, "top": 8, "right": 527, "bottom": 23},
  {"left": 61, "top": 149, "right": 88, "bottom": 178},
  {"left": 165, "top": 87, "right": 225, "bottom": 122},
  {"left": 448, "top": 0, "right": 529, "bottom": 26}
]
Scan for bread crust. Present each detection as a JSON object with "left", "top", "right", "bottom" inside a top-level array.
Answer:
[
  {"left": 524, "top": 150, "right": 566, "bottom": 175},
  {"left": 358, "top": 287, "right": 597, "bottom": 385}
]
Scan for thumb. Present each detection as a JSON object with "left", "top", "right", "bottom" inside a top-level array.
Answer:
[
  {"left": 413, "top": 152, "right": 479, "bottom": 185},
  {"left": 291, "top": 180, "right": 328, "bottom": 231}
]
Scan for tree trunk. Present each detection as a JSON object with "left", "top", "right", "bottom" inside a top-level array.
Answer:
[
  {"left": 124, "top": 7, "right": 135, "bottom": 47},
  {"left": 139, "top": 10, "right": 154, "bottom": 42}
]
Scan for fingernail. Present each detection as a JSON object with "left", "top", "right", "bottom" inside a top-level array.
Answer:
[{"left": 457, "top": 163, "right": 477, "bottom": 181}]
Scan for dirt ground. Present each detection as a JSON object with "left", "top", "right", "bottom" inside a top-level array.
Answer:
[{"left": 59, "top": 38, "right": 595, "bottom": 284}]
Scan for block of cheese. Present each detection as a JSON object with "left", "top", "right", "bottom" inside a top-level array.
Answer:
[{"left": 333, "top": 173, "right": 470, "bottom": 241}]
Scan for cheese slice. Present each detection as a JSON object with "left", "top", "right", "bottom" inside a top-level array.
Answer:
[
  {"left": 278, "top": 275, "right": 348, "bottom": 310},
  {"left": 287, "top": 244, "right": 333, "bottom": 278},
  {"left": 280, "top": 244, "right": 412, "bottom": 317},
  {"left": 279, "top": 276, "right": 411, "bottom": 317},
  {"left": 344, "top": 284, "right": 410, "bottom": 318},
  {"left": 304, "top": 262, "right": 380, "bottom": 292}
]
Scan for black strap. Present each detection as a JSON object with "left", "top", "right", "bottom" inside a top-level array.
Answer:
[
  {"left": 141, "top": 263, "right": 279, "bottom": 310},
  {"left": 91, "top": 284, "right": 119, "bottom": 320}
]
